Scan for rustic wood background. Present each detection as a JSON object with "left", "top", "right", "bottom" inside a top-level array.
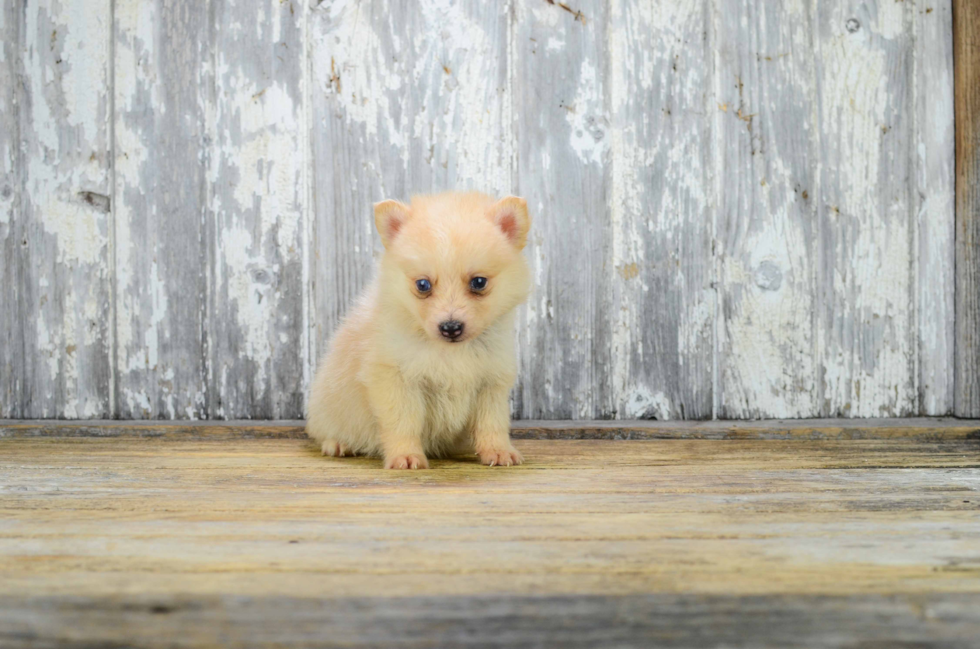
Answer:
[{"left": 0, "top": 0, "right": 963, "bottom": 420}]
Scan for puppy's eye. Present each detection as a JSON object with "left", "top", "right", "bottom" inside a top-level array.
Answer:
[
  {"left": 469, "top": 276, "right": 488, "bottom": 291},
  {"left": 415, "top": 279, "right": 432, "bottom": 293}
]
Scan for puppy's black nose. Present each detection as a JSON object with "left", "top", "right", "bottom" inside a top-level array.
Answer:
[{"left": 439, "top": 320, "right": 464, "bottom": 340}]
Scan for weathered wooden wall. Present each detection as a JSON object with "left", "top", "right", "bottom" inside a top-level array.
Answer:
[
  {"left": 0, "top": 0, "right": 963, "bottom": 420},
  {"left": 954, "top": 0, "right": 980, "bottom": 417}
]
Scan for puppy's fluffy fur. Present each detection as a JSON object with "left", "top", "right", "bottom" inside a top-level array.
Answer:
[{"left": 306, "top": 191, "right": 531, "bottom": 469}]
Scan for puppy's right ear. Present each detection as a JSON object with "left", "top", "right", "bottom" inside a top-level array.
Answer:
[{"left": 374, "top": 199, "right": 410, "bottom": 249}]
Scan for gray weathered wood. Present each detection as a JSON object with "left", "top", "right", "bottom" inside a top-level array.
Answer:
[
  {"left": 113, "top": 0, "right": 210, "bottom": 418},
  {"left": 714, "top": 0, "right": 819, "bottom": 418},
  {"left": 1, "top": 0, "right": 113, "bottom": 418},
  {"left": 605, "top": 0, "right": 713, "bottom": 420},
  {"left": 2, "top": 417, "right": 978, "bottom": 441},
  {"left": 955, "top": 0, "right": 980, "bottom": 416},
  {"left": 0, "top": 0, "right": 963, "bottom": 421},
  {"left": 916, "top": 0, "right": 955, "bottom": 415},
  {"left": 310, "top": 0, "right": 512, "bottom": 357},
  {"left": 815, "top": 0, "right": 916, "bottom": 417},
  {"left": 0, "top": 1, "right": 22, "bottom": 417},
  {"left": 2, "top": 432, "right": 980, "bottom": 646},
  {"left": 513, "top": 0, "right": 612, "bottom": 419},
  {"left": 207, "top": 0, "right": 308, "bottom": 418},
  {"left": 2, "top": 593, "right": 978, "bottom": 649}
]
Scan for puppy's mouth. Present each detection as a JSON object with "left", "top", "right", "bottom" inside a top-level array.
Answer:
[{"left": 436, "top": 332, "right": 470, "bottom": 344}]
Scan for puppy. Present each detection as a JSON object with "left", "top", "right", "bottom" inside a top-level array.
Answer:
[{"left": 306, "top": 191, "right": 531, "bottom": 469}]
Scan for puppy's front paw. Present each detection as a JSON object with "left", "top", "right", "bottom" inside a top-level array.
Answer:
[
  {"left": 384, "top": 454, "right": 429, "bottom": 470},
  {"left": 321, "top": 440, "right": 354, "bottom": 457},
  {"left": 478, "top": 447, "right": 524, "bottom": 467}
]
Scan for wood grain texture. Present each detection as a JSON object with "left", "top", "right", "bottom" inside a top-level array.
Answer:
[
  {"left": 0, "top": 0, "right": 962, "bottom": 421},
  {"left": 714, "top": 0, "right": 819, "bottom": 418},
  {"left": 606, "top": 0, "right": 713, "bottom": 420},
  {"left": 207, "top": 0, "right": 308, "bottom": 418},
  {"left": 955, "top": 0, "right": 980, "bottom": 416},
  {"left": 513, "top": 0, "right": 613, "bottom": 419},
  {"left": 916, "top": 0, "right": 955, "bottom": 415},
  {"left": 113, "top": 0, "right": 210, "bottom": 418},
  {"left": 0, "top": 1, "right": 23, "bottom": 416},
  {"left": 2, "top": 593, "right": 979, "bottom": 649},
  {"left": 1, "top": 434, "right": 979, "bottom": 646},
  {"left": 1, "top": 418, "right": 978, "bottom": 441},
  {"left": 310, "top": 0, "right": 512, "bottom": 354},
  {"left": 815, "top": 0, "right": 917, "bottom": 417},
  {"left": 1, "top": 1, "right": 113, "bottom": 418}
]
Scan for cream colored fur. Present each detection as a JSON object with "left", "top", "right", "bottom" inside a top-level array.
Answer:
[{"left": 305, "top": 192, "right": 531, "bottom": 469}]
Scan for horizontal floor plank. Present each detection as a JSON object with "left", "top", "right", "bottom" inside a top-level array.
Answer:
[
  {"left": 2, "top": 418, "right": 979, "bottom": 440},
  {"left": 2, "top": 593, "right": 979, "bottom": 649}
]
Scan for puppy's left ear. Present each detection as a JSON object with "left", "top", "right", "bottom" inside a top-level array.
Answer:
[{"left": 487, "top": 196, "right": 531, "bottom": 250}]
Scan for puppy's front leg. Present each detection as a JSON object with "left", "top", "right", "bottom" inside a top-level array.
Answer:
[
  {"left": 472, "top": 383, "right": 523, "bottom": 467},
  {"left": 367, "top": 363, "right": 428, "bottom": 469}
]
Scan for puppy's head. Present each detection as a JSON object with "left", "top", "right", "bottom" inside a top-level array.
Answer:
[{"left": 375, "top": 192, "right": 531, "bottom": 344}]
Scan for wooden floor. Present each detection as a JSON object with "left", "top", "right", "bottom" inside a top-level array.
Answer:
[{"left": 1, "top": 420, "right": 979, "bottom": 648}]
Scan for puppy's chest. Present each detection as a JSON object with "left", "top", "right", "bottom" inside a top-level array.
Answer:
[
  {"left": 418, "top": 377, "right": 477, "bottom": 434},
  {"left": 405, "top": 354, "right": 489, "bottom": 433}
]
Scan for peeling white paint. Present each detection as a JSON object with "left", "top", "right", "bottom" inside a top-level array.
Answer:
[
  {"left": 816, "top": 1, "right": 915, "bottom": 416},
  {"left": 25, "top": 2, "right": 109, "bottom": 267},
  {"left": 36, "top": 197, "right": 105, "bottom": 265},
  {"left": 10, "top": 0, "right": 113, "bottom": 418},
  {"left": 204, "top": 0, "right": 309, "bottom": 418},
  {"left": 58, "top": 0, "right": 108, "bottom": 146},
  {"left": 913, "top": 1, "right": 955, "bottom": 415},
  {"left": 111, "top": 0, "right": 212, "bottom": 418},
  {"left": 314, "top": 1, "right": 401, "bottom": 147},
  {"left": 218, "top": 225, "right": 272, "bottom": 388},
  {"left": 623, "top": 386, "right": 671, "bottom": 420},
  {"left": 421, "top": 0, "right": 512, "bottom": 193},
  {"left": 142, "top": 261, "right": 168, "bottom": 371},
  {"left": 606, "top": 0, "right": 712, "bottom": 419},
  {"left": 113, "top": 2, "right": 155, "bottom": 379},
  {"left": 3, "top": 0, "right": 957, "bottom": 420},
  {"left": 874, "top": 1, "right": 906, "bottom": 40},
  {"left": 565, "top": 60, "right": 607, "bottom": 166}
]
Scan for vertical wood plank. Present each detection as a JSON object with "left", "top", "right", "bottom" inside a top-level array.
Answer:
[
  {"left": 2, "top": 0, "right": 113, "bottom": 418},
  {"left": 0, "top": 2, "right": 26, "bottom": 418},
  {"left": 713, "top": 0, "right": 820, "bottom": 418},
  {"left": 208, "top": 0, "right": 308, "bottom": 418},
  {"left": 606, "top": 0, "right": 713, "bottom": 419},
  {"left": 954, "top": 0, "right": 980, "bottom": 416},
  {"left": 113, "top": 0, "right": 209, "bottom": 418},
  {"left": 814, "top": 0, "right": 916, "bottom": 417},
  {"left": 310, "top": 1, "right": 512, "bottom": 359},
  {"left": 513, "top": 0, "right": 612, "bottom": 419},
  {"left": 0, "top": 1, "right": 23, "bottom": 416},
  {"left": 915, "top": 0, "right": 955, "bottom": 415}
]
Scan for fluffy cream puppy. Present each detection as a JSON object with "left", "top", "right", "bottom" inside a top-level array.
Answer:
[{"left": 306, "top": 191, "right": 531, "bottom": 469}]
